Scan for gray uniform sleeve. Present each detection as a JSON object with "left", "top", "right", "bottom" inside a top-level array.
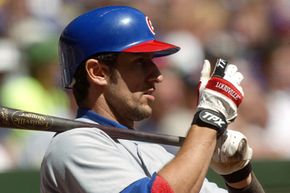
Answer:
[{"left": 40, "top": 127, "right": 147, "bottom": 193}]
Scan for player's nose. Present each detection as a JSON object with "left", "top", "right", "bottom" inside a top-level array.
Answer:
[
  {"left": 147, "top": 64, "right": 163, "bottom": 83},
  {"left": 155, "top": 74, "right": 163, "bottom": 83}
]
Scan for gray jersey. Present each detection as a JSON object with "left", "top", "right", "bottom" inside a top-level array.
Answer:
[{"left": 40, "top": 119, "right": 227, "bottom": 193}]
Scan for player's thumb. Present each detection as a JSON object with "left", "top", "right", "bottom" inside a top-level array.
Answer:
[
  {"left": 200, "top": 60, "right": 211, "bottom": 82},
  {"left": 195, "top": 60, "right": 212, "bottom": 106}
]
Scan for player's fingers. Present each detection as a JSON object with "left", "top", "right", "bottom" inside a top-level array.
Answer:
[
  {"left": 233, "top": 72, "right": 244, "bottom": 85},
  {"left": 224, "top": 65, "right": 244, "bottom": 93},
  {"left": 224, "top": 64, "right": 238, "bottom": 81}
]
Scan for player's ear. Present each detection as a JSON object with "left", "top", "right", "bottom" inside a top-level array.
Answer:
[{"left": 85, "top": 58, "right": 110, "bottom": 86}]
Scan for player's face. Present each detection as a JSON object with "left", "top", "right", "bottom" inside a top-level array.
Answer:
[{"left": 104, "top": 53, "right": 163, "bottom": 127}]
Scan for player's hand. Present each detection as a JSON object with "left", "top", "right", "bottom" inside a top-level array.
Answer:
[
  {"left": 197, "top": 59, "right": 244, "bottom": 123},
  {"left": 192, "top": 59, "right": 244, "bottom": 137},
  {"left": 210, "top": 129, "right": 253, "bottom": 183}
]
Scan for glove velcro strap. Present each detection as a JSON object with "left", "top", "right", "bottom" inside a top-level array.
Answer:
[
  {"left": 192, "top": 109, "right": 227, "bottom": 138},
  {"left": 222, "top": 162, "right": 252, "bottom": 183}
]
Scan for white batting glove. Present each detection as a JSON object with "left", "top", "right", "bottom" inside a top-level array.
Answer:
[
  {"left": 198, "top": 59, "right": 244, "bottom": 123},
  {"left": 192, "top": 59, "right": 244, "bottom": 137},
  {"left": 211, "top": 129, "right": 253, "bottom": 183}
]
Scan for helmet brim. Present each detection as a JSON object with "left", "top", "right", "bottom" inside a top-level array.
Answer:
[{"left": 122, "top": 40, "right": 180, "bottom": 57}]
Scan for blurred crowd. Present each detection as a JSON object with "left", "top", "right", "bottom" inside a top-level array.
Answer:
[{"left": 0, "top": 0, "right": 290, "bottom": 172}]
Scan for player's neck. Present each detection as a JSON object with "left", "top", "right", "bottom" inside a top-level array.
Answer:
[{"left": 86, "top": 96, "right": 134, "bottom": 129}]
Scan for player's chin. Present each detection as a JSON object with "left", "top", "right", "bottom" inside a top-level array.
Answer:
[
  {"left": 132, "top": 95, "right": 154, "bottom": 118},
  {"left": 133, "top": 104, "right": 153, "bottom": 121},
  {"left": 141, "top": 103, "right": 153, "bottom": 115}
]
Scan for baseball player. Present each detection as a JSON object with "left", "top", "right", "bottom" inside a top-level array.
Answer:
[{"left": 40, "top": 6, "right": 265, "bottom": 193}]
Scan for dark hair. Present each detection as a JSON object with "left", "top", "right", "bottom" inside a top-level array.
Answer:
[{"left": 72, "top": 53, "right": 118, "bottom": 106}]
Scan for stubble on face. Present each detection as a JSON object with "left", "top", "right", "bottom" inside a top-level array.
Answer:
[
  {"left": 104, "top": 53, "right": 157, "bottom": 127},
  {"left": 110, "top": 86, "right": 153, "bottom": 120},
  {"left": 105, "top": 79, "right": 153, "bottom": 128}
]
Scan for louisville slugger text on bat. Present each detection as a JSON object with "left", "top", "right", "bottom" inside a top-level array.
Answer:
[{"left": 0, "top": 106, "right": 184, "bottom": 146}]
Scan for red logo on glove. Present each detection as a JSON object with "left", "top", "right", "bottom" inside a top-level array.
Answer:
[{"left": 206, "top": 77, "right": 243, "bottom": 107}]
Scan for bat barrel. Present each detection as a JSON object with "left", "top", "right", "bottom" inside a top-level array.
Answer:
[
  {"left": 1, "top": 106, "right": 62, "bottom": 132},
  {"left": 0, "top": 106, "right": 184, "bottom": 146}
]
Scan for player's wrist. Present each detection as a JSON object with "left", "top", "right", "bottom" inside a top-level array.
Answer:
[
  {"left": 226, "top": 173, "right": 252, "bottom": 190},
  {"left": 192, "top": 108, "right": 228, "bottom": 138},
  {"left": 197, "top": 91, "right": 238, "bottom": 123},
  {"left": 226, "top": 173, "right": 265, "bottom": 193},
  {"left": 222, "top": 162, "right": 252, "bottom": 184}
]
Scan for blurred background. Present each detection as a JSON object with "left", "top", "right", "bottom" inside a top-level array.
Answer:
[{"left": 0, "top": 0, "right": 290, "bottom": 192}]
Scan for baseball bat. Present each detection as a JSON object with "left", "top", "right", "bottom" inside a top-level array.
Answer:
[{"left": 0, "top": 106, "right": 185, "bottom": 146}]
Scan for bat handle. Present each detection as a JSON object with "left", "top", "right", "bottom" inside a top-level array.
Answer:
[{"left": 212, "top": 58, "right": 228, "bottom": 78}]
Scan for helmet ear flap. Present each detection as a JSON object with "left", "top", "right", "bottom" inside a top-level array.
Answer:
[{"left": 59, "top": 39, "right": 78, "bottom": 88}]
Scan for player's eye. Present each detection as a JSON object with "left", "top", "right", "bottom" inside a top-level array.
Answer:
[{"left": 135, "top": 59, "right": 147, "bottom": 67}]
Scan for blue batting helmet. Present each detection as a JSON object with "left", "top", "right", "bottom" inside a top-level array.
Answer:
[{"left": 59, "top": 6, "right": 180, "bottom": 88}]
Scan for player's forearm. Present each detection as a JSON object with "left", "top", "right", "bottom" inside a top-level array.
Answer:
[
  {"left": 226, "top": 173, "right": 265, "bottom": 193},
  {"left": 158, "top": 125, "right": 217, "bottom": 193},
  {"left": 189, "top": 161, "right": 214, "bottom": 193}
]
